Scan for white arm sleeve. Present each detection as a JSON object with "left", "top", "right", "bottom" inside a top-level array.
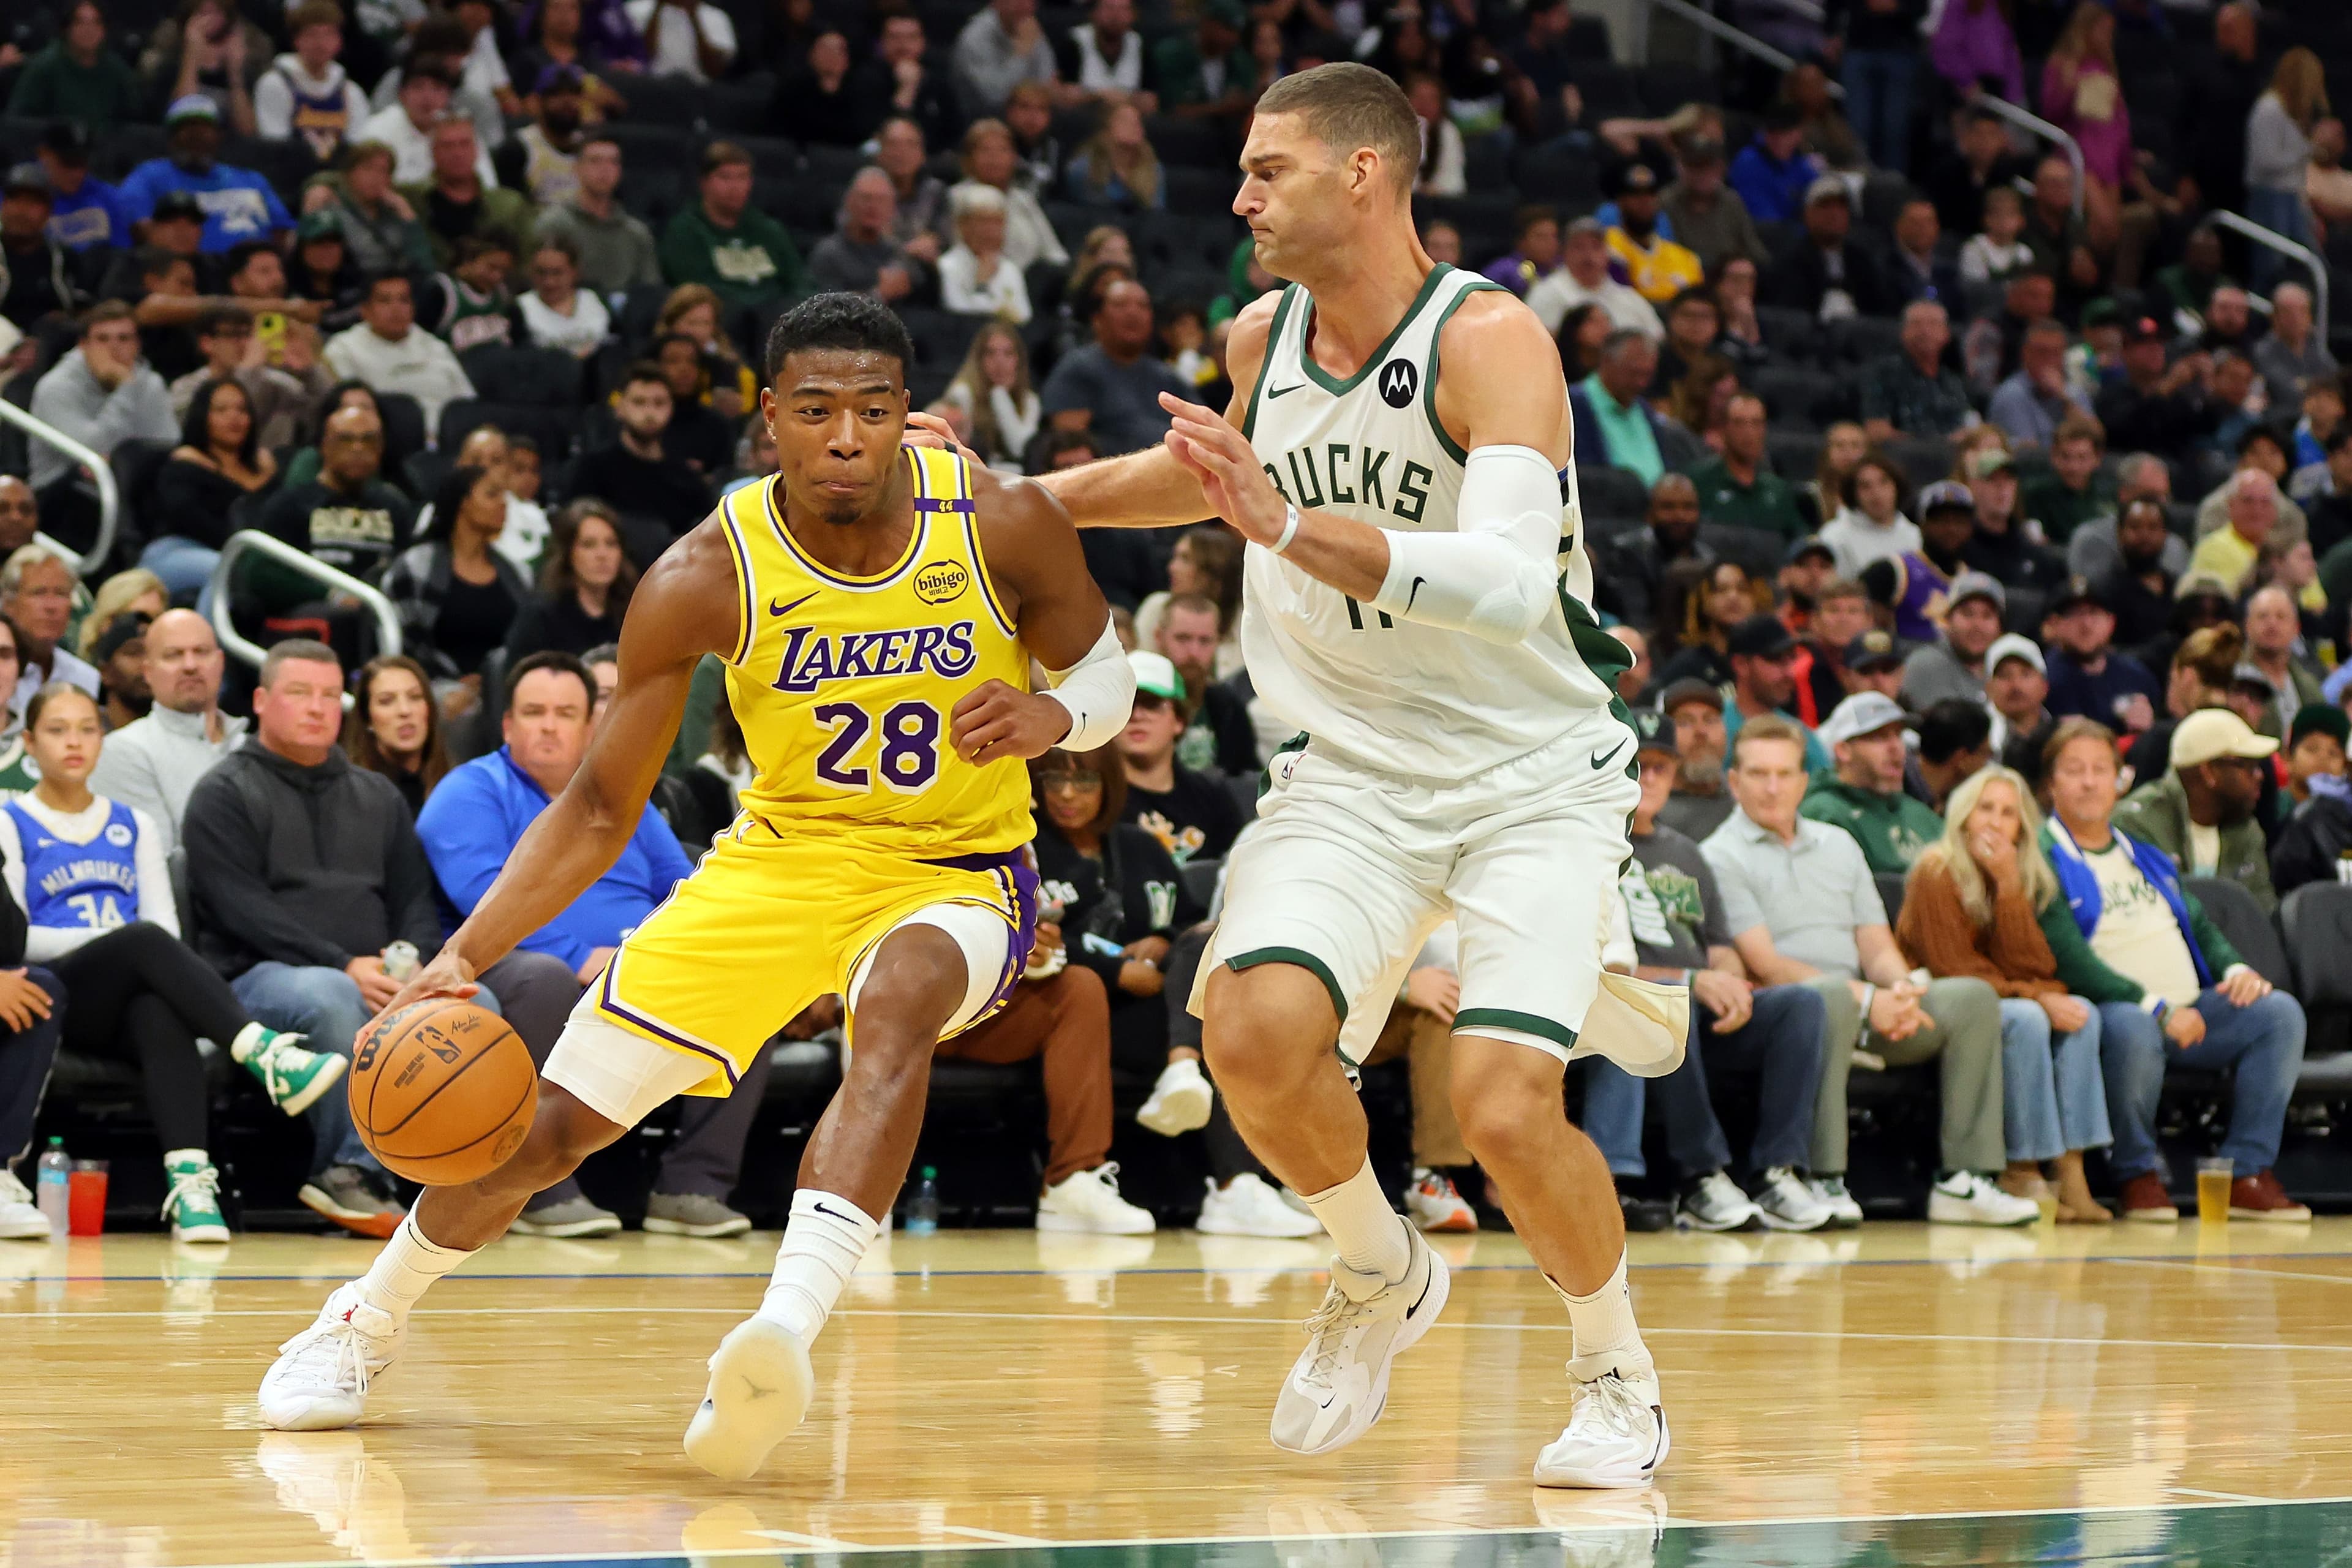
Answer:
[
  {"left": 1037, "top": 614, "right": 1136, "bottom": 752},
  {"left": 1366, "top": 443, "right": 1563, "bottom": 644}
]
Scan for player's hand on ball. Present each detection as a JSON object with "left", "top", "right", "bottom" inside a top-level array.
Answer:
[
  {"left": 356, "top": 950, "right": 481, "bottom": 1051},
  {"left": 1158, "top": 392, "right": 1286, "bottom": 544},
  {"left": 951, "top": 679, "right": 1072, "bottom": 764}
]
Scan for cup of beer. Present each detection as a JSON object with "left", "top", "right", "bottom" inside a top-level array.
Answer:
[{"left": 2196, "top": 1156, "right": 2234, "bottom": 1223}]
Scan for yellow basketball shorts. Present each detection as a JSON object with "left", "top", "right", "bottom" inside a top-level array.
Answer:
[{"left": 590, "top": 815, "right": 1039, "bottom": 1098}]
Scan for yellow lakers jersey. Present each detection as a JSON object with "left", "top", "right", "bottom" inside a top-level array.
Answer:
[{"left": 712, "top": 447, "right": 1035, "bottom": 856}]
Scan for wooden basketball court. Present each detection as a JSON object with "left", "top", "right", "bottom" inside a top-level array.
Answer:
[{"left": 11, "top": 1220, "right": 2352, "bottom": 1567}]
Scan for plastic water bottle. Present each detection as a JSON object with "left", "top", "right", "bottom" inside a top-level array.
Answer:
[
  {"left": 35, "top": 1137, "right": 70, "bottom": 1235},
  {"left": 905, "top": 1166, "right": 940, "bottom": 1235}
]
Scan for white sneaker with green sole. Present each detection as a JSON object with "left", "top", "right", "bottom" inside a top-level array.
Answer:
[{"left": 162, "top": 1152, "right": 232, "bottom": 1243}]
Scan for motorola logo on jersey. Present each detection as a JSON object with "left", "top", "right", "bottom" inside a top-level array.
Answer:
[
  {"left": 769, "top": 620, "right": 980, "bottom": 693},
  {"left": 1377, "top": 359, "right": 1417, "bottom": 409}
]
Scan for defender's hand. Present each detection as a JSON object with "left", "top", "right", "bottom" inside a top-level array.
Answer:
[
  {"left": 1159, "top": 393, "right": 1286, "bottom": 544},
  {"left": 354, "top": 950, "right": 481, "bottom": 1052},
  {"left": 951, "top": 679, "right": 1071, "bottom": 765}
]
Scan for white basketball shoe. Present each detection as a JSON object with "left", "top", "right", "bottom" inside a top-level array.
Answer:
[
  {"left": 684, "top": 1317, "right": 815, "bottom": 1480},
  {"left": 1533, "top": 1350, "right": 1670, "bottom": 1488},
  {"left": 258, "top": 1284, "right": 404, "bottom": 1431},
  {"left": 1268, "top": 1222, "right": 1449, "bottom": 1455}
]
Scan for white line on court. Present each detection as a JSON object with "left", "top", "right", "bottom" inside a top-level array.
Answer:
[
  {"left": 2108, "top": 1256, "right": 2352, "bottom": 1287},
  {"left": 935, "top": 1526, "right": 1051, "bottom": 1545},
  {"left": 2168, "top": 1487, "right": 2285, "bottom": 1504}
]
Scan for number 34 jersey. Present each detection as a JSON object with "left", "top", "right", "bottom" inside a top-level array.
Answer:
[{"left": 713, "top": 447, "right": 1036, "bottom": 858}]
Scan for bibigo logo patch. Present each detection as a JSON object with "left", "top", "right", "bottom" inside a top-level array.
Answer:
[{"left": 914, "top": 562, "right": 970, "bottom": 605}]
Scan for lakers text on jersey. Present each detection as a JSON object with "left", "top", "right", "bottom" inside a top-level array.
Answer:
[{"left": 590, "top": 448, "right": 1039, "bottom": 1095}]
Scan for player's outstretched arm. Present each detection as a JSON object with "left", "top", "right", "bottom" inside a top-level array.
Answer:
[
  {"left": 1031, "top": 292, "right": 1279, "bottom": 530},
  {"left": 950, "top": 472, "right": 1134, "bottom": 765},
  {"left": 1159, "top": 290, "right": 1572, "bottom": 646},
  {"left": 369, "top": 521, "right": 739, "bottom": 1014}
]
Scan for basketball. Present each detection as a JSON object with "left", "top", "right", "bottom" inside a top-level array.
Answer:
[{"left": 348, "top": 998, "right": 538, "bottom": 1185}]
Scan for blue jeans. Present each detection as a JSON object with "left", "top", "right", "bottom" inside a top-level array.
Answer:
[
  {"left": 1583, "top": 982, "right": 1826, "bottom": 1180},
  {"left": 2245, "top": 186, "right": 2312, "bottom": 293},
  {"left": 1841, "top": 48, "right": 1915, "bottom": 173},
  {"left": 139, "top": 535, "right": 221, "bottom": 617},
  {"left": 1997, "top": 998, "right": 2111, "bottom": 1163},
  {"left": 232, "top": 961, "right": 507, "bottom": 1178},
  {"left": 2100, "top": 991, "right": 2305, "bottom": 1181}
]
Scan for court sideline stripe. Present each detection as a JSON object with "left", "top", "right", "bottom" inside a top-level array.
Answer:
[{"left": 152, "top": 1493, "right": 2352, "bottom": 1568}]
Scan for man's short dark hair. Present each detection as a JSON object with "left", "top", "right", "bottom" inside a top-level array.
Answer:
[
  {"left": 39, "top": 121, "right": 91, "bottom": 167},
  {"left": 261, "top": 637, "right": 342, "bottom": 688},
  {"left": 80, "top": 300, "right": 134, "bottom": 336},
  {"left": 505, "top": 649, "right": 592, "bottom": 709},
  {"left": 1918, "top": 698, "right": 1993, "bottom": 765},
  {"left": 620, "top": 360, "right": 671, "bottom": 395},
  {"left": 363, "top": 268, "right": 410, "bottom": 301},
  {"left": 195, "top": 301, "right": 254, "bottom": 339},
  {"left": 507, "top": 433, "right": 540, "bottom": 459},
  {"left": 701, "top": 140, "right": 753, "bottom": 178},
  {"left": 761, "top": 292, "right": 914, "bottom": 390},
  {"left": 1514, "top": 203, "right": 1558, "bottom": 238},
  {"left": 402, "top": 57, "right": 459, "bottom": 92},
  {"left": 137, "top": 244, "right": 184, "bottom": 279},
  {"left": 225, "top": 239, "right": 277, "bottom": 280},
  {"left": 453, "top": 232, "right": 515, "bottom": 267}
]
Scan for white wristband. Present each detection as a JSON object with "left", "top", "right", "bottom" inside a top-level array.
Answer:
[{"left": 1270, "top": 501, "right": 1300, "bottom": 554}]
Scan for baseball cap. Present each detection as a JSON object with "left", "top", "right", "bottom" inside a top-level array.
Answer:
[
  {"left": 90, "top": 611, "right": 149, "bottom": 665},
  {"left": 1727, "top": 613, "right": 1798, "bottom": 659},
  {"left": 1844, "top": 628, "right": 1904, "bottom": 672},
  {"left": 1784, "top": 534, "right": 1836, "bottom": 567},
  {"left": 1608, "top": 160, "right": 1660, "bottom": 198},
  {"left": 1804, "top": 173, "right": 1850, "bottom": 208},
  {"left": 1917, "top": 479, "right": 1975, "bottom": 514},
  {"left": 1948, "top": 570, "right": 2007, "bottom": 614},
  {"left": 38, "top": 121, "right": 92, "bottom": 164},
  {"left": 2290, "top": 704, "right": 2351, "bottom": 750},
  {"left": 165, "top": 94, "right": 221, "bottom": 126},
  {"left": 1660, "top": 676, "right": 1724, "bottom": 714},
  {"left": 1126, "top": 650, "right": 1184, "bottom": 702},
  {"left": 2082, "top": 297, "right": 2125, "bottom": 330},
  {"left": 2124, "top": 315, "right": 2166, "bottom": 346},
  {"left": 1819, "top": 691, "right": 1910, "bottom": 745},
  {"left": 2, "top": 163, "right": 50, "bottom": 199},
  {"left": 2170, "top": 708, "right": 2278, "bottom": 769},
  {"left": 2049, "top": 575, "right": 2100, "bottom": 614},
  {"left": 1630, "top": 708, "right": 1679, "bottom": 758},
  {"left": 296, "top": 208, "right": 344, "bottom": 243},
  {"left": 150, "top": 190, "right": 204, "bottom": 224},
  {"left": 1986, "top": 632, "right": 2045, "bottom": 676},
  {"left": 1968, "top": 448, "right": 2018, "bottom": 480}
]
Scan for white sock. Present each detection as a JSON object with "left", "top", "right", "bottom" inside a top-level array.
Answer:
[
  {"left": 1551, "top": 1251, "right": 1645, "bottom": 1365},
  {"left": 757, "top": 1188, "right": 882, "bottom": 1341},
  {"left": 355, "top": 1213, "right": 474, "bottom": 1322},
  {"left": 230, "top": 1021, "right": 268, "bottom": 1063},
  {"left": 1298, "top": 1159, "right": 1411, "bottom": 1280}
]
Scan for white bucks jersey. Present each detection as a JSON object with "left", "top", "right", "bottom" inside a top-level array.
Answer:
[{"left": 1240, "top": 264, "right": 1623, "bottom": 781}]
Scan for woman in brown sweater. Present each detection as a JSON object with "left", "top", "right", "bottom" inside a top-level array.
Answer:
[{"left": 1898, "top": 764, "right": 2114, "bottom": 1221}]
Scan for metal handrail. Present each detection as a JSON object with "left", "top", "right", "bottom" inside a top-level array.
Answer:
[
  {"left": 1624, "top": 0, "right": 2086, "bottom": 219},
  {"left": 0, "top": 398, "right": 119, "bottom": 577},
  {"left": 2206, "top": 209, "right": 2331, "bottom": 349},
  {"left": 207, "top": 529, "right": 403, "bottom": 673}
]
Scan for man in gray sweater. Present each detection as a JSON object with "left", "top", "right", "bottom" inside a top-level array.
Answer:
[
  {"left": 530, "top": 134, "right": 662, "bottom": 296},
  {"left": 88, "top": 609, "right": 244, "bottom": 856},
  {"left": 805, "top": 170, "right": 921, "bottom": 302},
  {"left": 181, "top": 640, "right": 581, "bottom": 1237},
  {"left": 26, "top": 301, "right": 175, "bottom": 492}
]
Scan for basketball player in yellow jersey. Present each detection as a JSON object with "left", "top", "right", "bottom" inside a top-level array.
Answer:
[{"left": 256, "top": 295, "right": 1139, "bottom": 1479}]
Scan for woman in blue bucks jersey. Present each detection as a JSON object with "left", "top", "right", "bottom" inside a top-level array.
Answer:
[{"left": 0, "top": 685, "right": 344, "bottom": 1242}]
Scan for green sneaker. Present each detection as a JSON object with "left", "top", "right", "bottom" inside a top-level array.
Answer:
[
  {"left": 237, "top": 1026, "right": 348, "bottom": 1117},
  {"left": 162, "top": 1153, "right": 232, "bottom": 1244}
]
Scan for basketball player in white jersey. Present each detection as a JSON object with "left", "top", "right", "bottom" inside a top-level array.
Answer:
[{"left": 1030, "top": 64, "right": 1685, "bottom": 1486}]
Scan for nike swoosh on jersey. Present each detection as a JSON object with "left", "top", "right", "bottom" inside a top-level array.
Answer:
[
  {"left": 1591, "top": 740, "right": 1629, "bottom": 771},
  {"left": 1265, "top": 382, "right": 1306, "bottom": 399},
  {"left": 769, "top": 592, "right": 817, "bottom": 618}
]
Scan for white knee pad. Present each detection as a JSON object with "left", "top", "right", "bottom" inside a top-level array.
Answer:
[{"left": 846, "top": 902, "right": 1013, "bottom": 1038}]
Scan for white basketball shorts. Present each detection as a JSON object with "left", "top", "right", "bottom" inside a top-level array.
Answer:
[{"left": 1191, "top": 708, "right": 1684, "bottom": 1069}]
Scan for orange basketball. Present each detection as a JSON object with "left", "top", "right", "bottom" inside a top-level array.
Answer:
[{"left": 349, "top": 998, "right": 538, "bottom": 1185}]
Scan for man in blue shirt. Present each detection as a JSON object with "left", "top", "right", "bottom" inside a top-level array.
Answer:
[
  {"left": 417, "top": 651, "right": 766, "bottom": 1239},
  {"left": 36, "top": 123, "right": 132, "bottom": 252},
  {"left": 1728, "top": 103, "right": 1819, "bottom": 227},
  {"left": 118, "top": 96, "right": 293, "bottom": 254}
]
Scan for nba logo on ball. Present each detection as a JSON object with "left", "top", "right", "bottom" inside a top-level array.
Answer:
[{"left": 1378, "top": 360, "right": 1417, "bottom": 409}]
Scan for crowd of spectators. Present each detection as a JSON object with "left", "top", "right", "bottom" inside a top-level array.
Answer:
[{"left": 3, "top": 0, "right": 2351, "bottom": 1243}]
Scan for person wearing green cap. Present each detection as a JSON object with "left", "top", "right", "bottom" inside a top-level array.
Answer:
[
  {"left": 1117, "top": 650, "right": 1243, "bottom": 866},
  {"left": 2271, "top": 703, "right": 2352, "bottom": 894}
]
